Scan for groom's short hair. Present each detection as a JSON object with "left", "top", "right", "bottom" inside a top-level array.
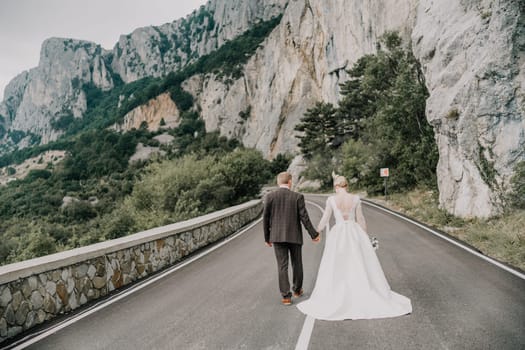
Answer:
[{"left": 277, "top": 172, "right": 292, "bottom": 185}]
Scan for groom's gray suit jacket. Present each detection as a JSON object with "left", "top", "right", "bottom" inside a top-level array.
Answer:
[{"left": 263, "top": 188, "right": 318, "bottom": 245}]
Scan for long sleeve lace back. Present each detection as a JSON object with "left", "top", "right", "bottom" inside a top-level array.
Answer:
[{"left": 317, "top": 194, "right": 367, "bottom": 232}]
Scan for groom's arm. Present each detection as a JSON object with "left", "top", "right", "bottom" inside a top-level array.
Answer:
[
  {"left": 297, "top": 194, "right": 319, "bottom": 240},
  {"left": 263, "top": 195, "right": 272, "bottom": 245}
]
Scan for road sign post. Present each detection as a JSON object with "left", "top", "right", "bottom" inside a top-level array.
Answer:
[{"left": 380, "top": 168, "right": 389, "bottom": 200}]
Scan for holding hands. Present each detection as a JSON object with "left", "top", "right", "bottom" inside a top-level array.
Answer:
[{"left": 266, "top": 233, "right": 320, "bottom": 246}]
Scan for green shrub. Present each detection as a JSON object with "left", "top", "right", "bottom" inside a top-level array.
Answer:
[
  {"left": 303, "top": 153, "right": 341, "bottom": 189},
  {"left": 478, "top": 143, "right": 497, "bottom": 188},
  {"left": 270, "top": 153, "right": 293, "bottom": 175},
  {"left": 18, "top": 231, "right": 57, "bottom": 261},
  {"left": 51, "top": 114, "right": 75, "bottom": 130},
  {"left": 25, "top": 169, "right": 52, "bottom": 182},
  {"left": 239, "top": 106, "right": 252, "bottom": 121},
  {"left": 446, "top": 108, "right": 460, "bottom": 120},
  {"left": 341, "top": 139, "right": 380, "bottom": 191},
  {"left": 105, "top": 207, "right": 137, "bottom": 240},
  {"left": 509, "top": 161, "right": 525, "bottom": 209},
  {"left": 114, "top": 148, "right": 269, "bottom": 233},
  {"left": 0, "top": 237, "right": 16, "bottom": 263},
  {"left": 62, "top": 201, "right": 97, "bottom": 222},
  {"left": 218, "top": 148, "right": 271, "bottom": 202}
]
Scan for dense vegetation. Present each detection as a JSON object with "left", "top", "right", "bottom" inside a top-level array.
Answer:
[
  {"left": 0, "top": 125, "right": 288, "bottom": 265},
  {"left": 295, "top": 32, "right": 439, "bottom": 193},
  {"left": 0, "top": 16, "right": 286, "bottom": 266}
]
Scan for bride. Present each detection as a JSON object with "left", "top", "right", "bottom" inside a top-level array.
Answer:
[{"left": 297, "top": 175, "right": 412, "bottom": 320}]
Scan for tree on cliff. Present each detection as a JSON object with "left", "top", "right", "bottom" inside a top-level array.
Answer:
[
  {"left": 295, "top": 102, "right": 338, "bottom": 159},
  {"left": 296, "top": 31, "right": 438, "bottom": 193}
]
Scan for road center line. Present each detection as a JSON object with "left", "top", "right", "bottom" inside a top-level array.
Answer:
[
  {"left": 295, "top": 200, "right": 326, "bottom": 350},
  {"left": 6, "top": 218, "right": 262, "bottom": 350},
  {"left": 295, "top": 315, "right": 315, "bottom": 350}
]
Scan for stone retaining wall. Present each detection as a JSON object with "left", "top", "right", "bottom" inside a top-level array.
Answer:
[{"left": 0, "top": 200, "right": 262, "bottom": 343}]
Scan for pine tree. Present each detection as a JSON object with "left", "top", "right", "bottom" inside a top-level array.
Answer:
[{"left": 295, "top": 102, "right": 338, "bottom": 159}]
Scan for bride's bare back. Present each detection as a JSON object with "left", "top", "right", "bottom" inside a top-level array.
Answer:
[
  {"left": 333, "top": 192, "right": 358, "bottom": 221},
  {"left": 317, "top": 190, "right": 368, "bottom": 232}
]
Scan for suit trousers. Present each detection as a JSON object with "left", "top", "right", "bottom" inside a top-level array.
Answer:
[{"left": 273, "top": 242, "right": 303, "bottom": 298}]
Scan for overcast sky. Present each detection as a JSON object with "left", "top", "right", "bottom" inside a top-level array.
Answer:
[{"left": 0, "top": 0, "right": 207, "bottom": 101}]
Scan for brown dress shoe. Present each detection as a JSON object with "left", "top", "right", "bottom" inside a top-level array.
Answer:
[
  {"left": 293, "top": 289, "right": 304, "bottom": 298},
  {"left": 281, "top": 297, "right": 292, "bottom": 305}
]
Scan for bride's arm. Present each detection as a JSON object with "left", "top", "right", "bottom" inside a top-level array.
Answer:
[
  {"left": 356, "top": 198, "right": 368, "bottom": 232},
  {"left": 317, "top": 198, "right": 332, "bottom": 232}
]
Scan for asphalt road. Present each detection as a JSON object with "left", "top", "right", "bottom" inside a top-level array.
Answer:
[{"left": 12, "top": 194, "right": 525, "bottom": 350}]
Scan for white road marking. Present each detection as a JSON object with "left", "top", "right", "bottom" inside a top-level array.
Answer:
[
  {"left": 294, "top": 200, "right": 327, "bottom": 350},
  {"left": 295, "top": 315, "right": 315, "bottom": 350},
  {"left": 363, "top": 200, "right": 525, "bottom": 281},
  {"left": 7, "top": 218, "right": 262, "bottom": 350}
]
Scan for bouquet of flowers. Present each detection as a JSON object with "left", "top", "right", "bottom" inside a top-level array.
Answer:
[{"left": 370, "top": 237, "right": 379, "bottom": 250}]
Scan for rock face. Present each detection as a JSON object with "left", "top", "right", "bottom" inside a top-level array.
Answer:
[
  {"left": 128, "top": 143, "right": 166, "bottom": 163},
  {"left": 0, "top": 0, "right": 523, "bottom": 218},
  {"left": 0, "top": 38, "right": 114, "bottom": 150},
  {"left": 111, "top": 0, "right": 288, "bottom": 83},
  {"left": 186, "top": 0, "right": 418, "bottom": 157},
  {"left": 186, "top": 0, "right": 524, "bottom": 218},
  {"left": 111, "top": 93, "right": 180, "bottom": 132},
  {"left": 412, "top": 0, "right": 525, "bottom": 218},
  {"left": 0, "top": 0, "right": 288, "bottom": 151},
  {"left": 0, "top": 71, "right": 29, "bottom": 135},
  {"left": 0, "top": 150, "right": 65, "bottom": 186}
]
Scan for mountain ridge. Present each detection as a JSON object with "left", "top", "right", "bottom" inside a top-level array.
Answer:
[{"left": 0, "top": 0, "right": 523, "bottom": 219}]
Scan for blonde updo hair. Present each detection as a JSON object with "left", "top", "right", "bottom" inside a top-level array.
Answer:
[{"left": 333, "top": 175, "right": 348, "bottom": 188}]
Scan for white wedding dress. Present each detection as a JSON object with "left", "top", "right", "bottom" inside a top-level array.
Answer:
[{"left": 297, "top": 194, "right": 412, "bottom": 320}]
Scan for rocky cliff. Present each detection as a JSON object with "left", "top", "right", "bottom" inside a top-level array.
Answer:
[
  {"left": 112, "top": 0, "right": 288, "bottom": 83},
  {"left": 111, "top": 92, "right": 180, "bottom": 132},
  {"left": 0, "top": 0, "right": 287, "bottom": 150},
  {"left": 184, "top": 0, "right": 419, "bottom": 158},
  {"left": 412, "top": 0, "right": 524, "bottom": 217},
  {"left": 0, "top": 38, "right": 114, "bottom": 151},
  {"left": 0, "top": 0, "right": 523, "bottom": 218},
  {"left": 185, "top": 0, "right": 523, "bottom": 218}
]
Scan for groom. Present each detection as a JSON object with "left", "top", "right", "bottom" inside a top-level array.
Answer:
[{"left": 263, "top": 172, "right": 320, "bottom": 305}]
